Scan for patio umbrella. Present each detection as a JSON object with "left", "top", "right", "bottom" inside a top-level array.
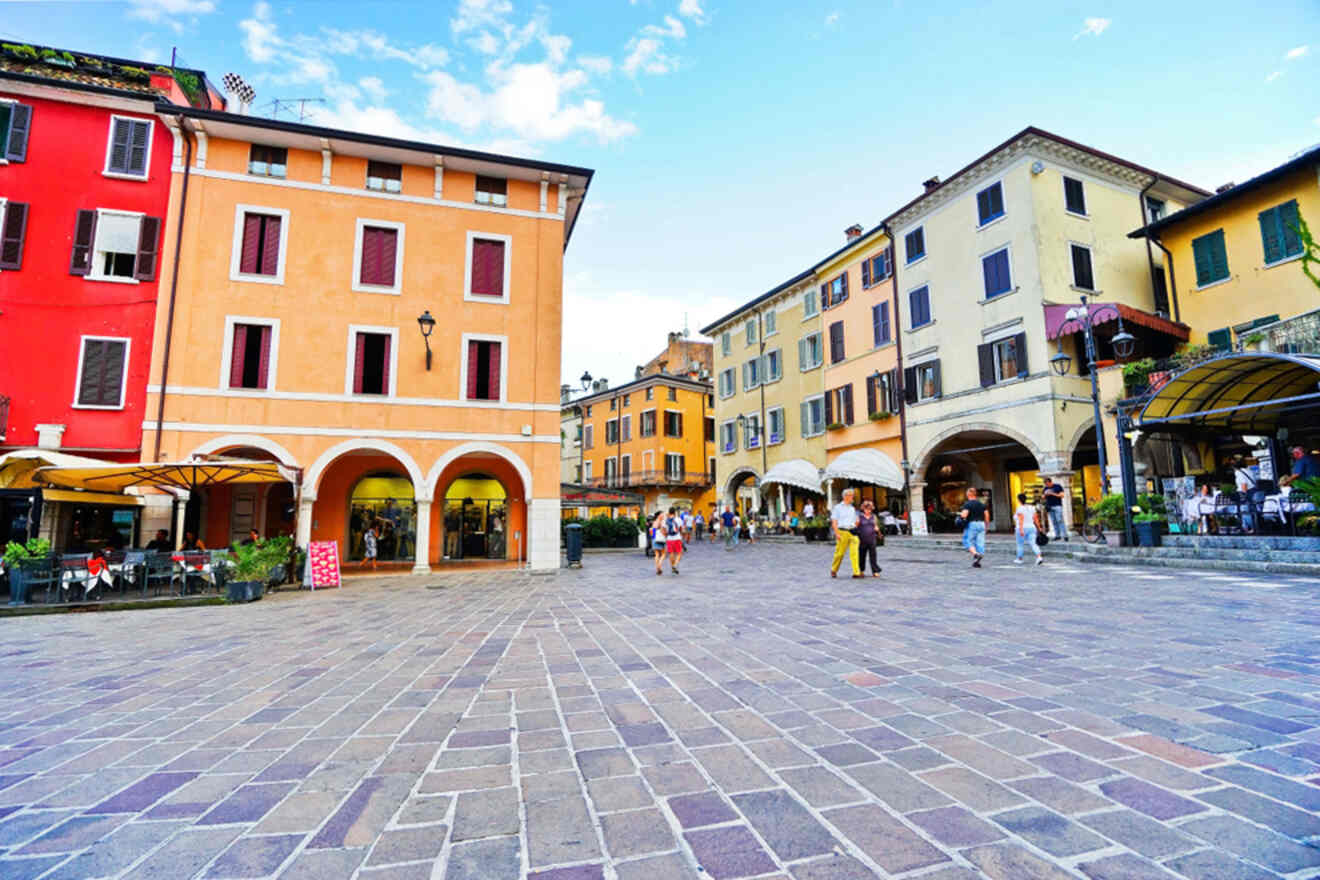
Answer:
[{"left": 33, "top": 457, "right": 299, "bottom": 493}]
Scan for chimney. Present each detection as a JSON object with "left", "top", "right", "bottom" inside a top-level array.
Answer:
[
  {"left": 845, "top": 223, "right": 863, "bottom": 242},
  {"left": 922, "top": 176, "right": 941, "bottom": 192},
  {"left": 634, "top": 365, "right": 644, "bottom": 379},
  {"left": 560, "top": 384, "right": 570, "bottom": 404},
  {"left": 1215, "top": 182, "right": 1235, "bottom": 194}
]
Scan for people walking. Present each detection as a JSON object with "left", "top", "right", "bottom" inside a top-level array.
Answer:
[
  {"left": 959, "top": 488, "right": 989, "bottom": 567},
  {"left": 665, "top": 507, "right": 685, "bottom": 573},
  {"left": 830, "top": 488, "right": 862, "bottom": 578},
  {"left": 857, "top": 499, "right": 882, "bottom": 577},
  {"left": 363, "top": 522, "right": 379, "bottom": 570},
  {"left": 680, "top": 508, "right": 693, "bottom": 549},
  {"left": 746, "top": 515, "right": 756, "bottom": 544},
  {"left": 1041, "top": 477, "right": 1067, "bottom": 541},
  {"left": 650, "top": 511, "right": 667, "bottom": 575},
  {"left": 1014, "top": 493, "right": 1044, "bottom": 565},
  {"left": 803, "top": 500, "right": 815, "bottom": 521},
  {"left": 693, "top": 511, "right": 705, "bottom": 542},
  {"left": 722, "top": 505, "right": 739, "bottom": 550}
]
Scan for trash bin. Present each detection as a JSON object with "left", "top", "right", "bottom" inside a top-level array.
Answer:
[{"left": 565, "top": 522, "right": 584, "bottom": 568}]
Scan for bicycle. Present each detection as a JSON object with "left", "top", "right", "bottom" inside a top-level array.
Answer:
[{"left": 1081, "top": 507, "right": 1107, "bottom": 544}]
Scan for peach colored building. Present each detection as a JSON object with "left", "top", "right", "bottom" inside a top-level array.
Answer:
[{"left": 146, "top": 106, "right": 591, "bottom": 571}]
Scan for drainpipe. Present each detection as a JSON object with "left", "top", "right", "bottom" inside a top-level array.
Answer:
[
  {"left": 153, "top": 118, "right": 194, "bottom": 462},
  {"left": 1152, "top": 236, "right": 1180, "bottom": 325},
  {"left": 1139, "top": 177, "right": 1180, "bottom": 324},
  {"left": 883, "top": 228, "right": 911, "bottom": 507}
]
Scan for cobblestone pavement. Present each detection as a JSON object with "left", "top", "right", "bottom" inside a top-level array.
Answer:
[{"left": 1, "top": 542, "right": 1319, "bottom": 880}]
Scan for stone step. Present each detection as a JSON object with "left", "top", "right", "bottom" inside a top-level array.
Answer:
[
  {"left": 1163, "top": 534, "right": 1320, "bottom": 552},
  {"left": 1132, "top": 546, "right": 1320, "bottom": 564}
]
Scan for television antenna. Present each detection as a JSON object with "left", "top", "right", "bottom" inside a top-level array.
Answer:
[{"left": 261, "top": 97, "right": 327, "bottom": 122}]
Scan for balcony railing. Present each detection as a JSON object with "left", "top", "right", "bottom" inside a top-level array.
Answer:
[
  {"left": 1259, "top": 309, "right": 1320, "bottom": 356},
  {"left": 583, "top": 470, "right": 713, "bottom": 490}
]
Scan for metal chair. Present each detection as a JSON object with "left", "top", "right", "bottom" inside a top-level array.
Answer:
[
  {"left": 1214, "top": 493, "right": 1242, "bottom": 534},
  {"left": 143, "top": 552, "right": 177, "bottom": 597},
  {"left": 209, "top": 550, "right": 232, "bottom": 594},
  {"left": 17, "top": 556, "right": 58, "bottom": 604},
  {"left": 118, "top": 551, "right": 145, "bottom": 595},
  {"left": 58, "top": 553, "right": 95, "bottom": 602}
]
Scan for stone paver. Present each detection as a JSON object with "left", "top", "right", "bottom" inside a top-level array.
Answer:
[{"left": 0, "top": 543, "right": 1318, "bottom": 878}]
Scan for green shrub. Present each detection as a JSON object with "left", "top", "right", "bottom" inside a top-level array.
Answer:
[
  {"left": 1089, "top": 493, "right": 1128, "bottom": 529},
  {"left": 611, "top": 517, "right": 639, "bottom": 540},
  {"left": 1122, "top": 358, "right": 1156, "bottom": 394},
  {"left": 581, "top": 515, "right": 615, "bottom": 547},
  {"left": 3, "top": 537, "right": 51, "bottom": 566},
  {"left": 228, "top": 536, "right": 292, "bottom": 582}
]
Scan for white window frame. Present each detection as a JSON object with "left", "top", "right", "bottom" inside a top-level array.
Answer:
[
  {"left": 720, "top": 331, "right": 732, "bottom": 356},
  {"left": 743, "top": 356, "right": 761, "bottom": 391},
  {"left": 802, "top": 289, "right": 819, "bottom": 318},
  {"left": 800, "top": 332, "right": 823, "bottom": 371},
  {"left": 1062, "top": 175, "right": 1088, "bottom": 218},
  {"left": 620, "top": 453, "right": 632, "bottom": 480},
  {"left": 975, "top": 179, "right": 1006, "bottom": 228},
  {"left": 583, "top": 424, "right": 594, "bottom": 450},
  {"left": 640, "top": 408, "right": 657, "bottom": 437},
  {"left": 743, "top": 411, "right": 762, "bottom": 449},
  {"left": 663, "top": 408, "right": 683, "bottom": 438},
  {"left": 904, "top": 225, "right": 927, "bottom": 265},
  {"left": 604, "top": 456, "right": 619, "bottom": 486},
  {"left": 72, "top": 335, "right": 131, "bottom": 410},
  {"left": 1069, "top": 241, "right": 1096, "bottom": 291},
  {"left": 102, "top": 114, "right": 154, "bottom": 181},
  {"left": 991, "top": 336, "right": 1022, "bottom": 384},
  {"left": 620, "top": 413, "right": 632, "bottom": 441},
  {"left": 802, "top": 394, "right": 825, "bottom": 438},
  {"left": 764, "top": 310, "right": 777, "bottom": 337},
  {"left": 665, "top": 452, "right": 685, "bottom": 480},
  {"left": 583, "top": 460, "right": 592, "bottom": 481},
  {"left": 345, "top": 324, "right": 400, "bottom": 398},
  {"left": 913, "top": 360, "right": 940, "bottom": 402},
  {"left": 719, "top": 367, "right": 736, "bottom": 399},
  {"left": 459, "top": 331, "right": 509, "bottom": 403},
  {"left": 719, "top": 419, "right": 737, "bottom": 455},
  {"left": 229, "top": 204, "right": 290, "bottom": 286},
  {"left": 763, "top": 347, "right": 783, "bottom": 383},
  {"left": 463, "top": 230, "right": 513, "bottom": 304},
  {"left": 351, "top": 217, "right": 406, "bottom": 295},
  {"left": 605, "top": 417, "right": 619, "bottom": 444},
  {"left": 767, "top": 406, "right": 785, "bottom": 445},
  {"left": 980, "top": 243, "right": 1014, "bottom": 299},
  {"left": 219, "top": 316, "right": 282, "bottom": 391},
  {"left": 86, "top": 208, "right": 146, "bottom": 285}
]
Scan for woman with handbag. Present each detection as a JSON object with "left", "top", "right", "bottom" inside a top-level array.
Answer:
[{"left": 1014, "top": 493, "right": 1044, "bottom": 565}]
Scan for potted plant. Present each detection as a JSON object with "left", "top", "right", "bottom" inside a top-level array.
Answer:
[
  {"left": 1133, "top": 512, "right": 1164, "bottom": 547},
  {"left": 1122, "top": 358, "right": 1156, "bottom": 397},
  {"left": 826, "top": 422, "right": 846, "bottom": 432},
  {"left": 4, "top": 537, "right": 51, "bottom": 604},
  {"left": 869, "top": 410, "right": 893, "bottom": 422},
  {"left": 1243, "top": 331, "right": 1265, "bottom": 352},
  {"left": 226, "top": 538, "right": 289, "bottom": 602}
]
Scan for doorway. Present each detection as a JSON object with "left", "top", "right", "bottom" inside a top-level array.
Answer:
[{"left": 443, "top": 474, "right": 508, "bottom": 560}]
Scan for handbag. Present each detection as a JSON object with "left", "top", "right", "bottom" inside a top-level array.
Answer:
[{"left": 1035, "top": 532, "right": 1049, "bottom": 547}]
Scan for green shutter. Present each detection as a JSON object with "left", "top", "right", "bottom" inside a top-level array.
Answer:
[
  {"left": 1280, "top": 200, "right": 1302, "bottom": 259},
  {"left": 1207, "top": 328, "right": 1231, "bottom": 350},
  {"left": 1192, "top": 235, "right": 1213, "bottom": 286},
  {"left": 1210, "top": 229, "right": 1229, "bottom": 282},
  {"left": 1193, "top": 229, "right": 1229, "bottom": 286},
  {"left": 1259, "top": 205, "right": 1284, "bottom": 265}
]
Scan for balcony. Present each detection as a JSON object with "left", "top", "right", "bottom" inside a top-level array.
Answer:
[
  {"left": 583, "top": 470, "right": 713, "bottom": 490},
  {"left": 1260, "top": 309, "right": 1320, "bottom": 356}
]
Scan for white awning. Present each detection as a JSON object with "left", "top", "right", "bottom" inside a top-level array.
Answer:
[
  {"left": 760, "top": 459, "right": 823, "bottom": 493},
  {"left": 823, "top": 448, "right": 905, "bottom": 489}
]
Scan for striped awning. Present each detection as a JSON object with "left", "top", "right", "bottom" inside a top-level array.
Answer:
[
  {"left": 1138, "top": 353, "right": 1320, "bottom": 433},
  {"left": 1045, "top": 302, "right": 1189, "bottom": 342}
]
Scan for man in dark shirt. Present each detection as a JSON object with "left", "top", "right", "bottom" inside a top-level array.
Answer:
[
  {"left": 1041, "top": 477, "right": 1067, "bottom": 541},
  {"left": 145, "top": 529, "right": 171, "bottom": 552},
  {"left": 958, "top": 488, "right": 990, "bottom": 567},
  {"left": 1280, "top": 446, "right": 1320, "bottom": 487}
]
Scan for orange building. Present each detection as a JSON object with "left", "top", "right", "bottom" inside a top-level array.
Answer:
[
  {"left": 818, "top": 224, "right": 907, "bottom": 510},
  {"left": 146, "top": 106, "right": 591, "bottom": 571},
  {"left": 577, "top": 371, "right": 716, "bottom": 516}
]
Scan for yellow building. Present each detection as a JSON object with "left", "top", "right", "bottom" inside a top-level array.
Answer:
[
  {"left": 701, "top": 271, "right": 826, "bottom": 519},
  {"left": 576, "top": 372, "right": 716, "bottom": 515},
  {"left": 1133, "top": 143, "right": 1320, "bottom": 350}
]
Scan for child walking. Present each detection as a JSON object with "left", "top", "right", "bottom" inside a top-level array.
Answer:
[{"left": 363, "top": 522, "right": 379, "bottom": 570}]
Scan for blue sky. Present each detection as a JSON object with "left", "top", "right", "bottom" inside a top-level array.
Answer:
[{"left": 5, "top": 0, "right": 1318, "bottom": 388}]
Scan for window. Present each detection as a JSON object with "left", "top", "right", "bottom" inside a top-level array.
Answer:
[
  {"left": 248, "top": 145, "right": 287, "bottom": 178},
  {"left": 104, "top": 116, "right": 152, "bottom": 178},
  {"left": 349, "top": 330, "right": 395, "bottom": 396},
  {"left": 976, "top": 181, "right": 1004, "bottom": 226},
  {"left": 764, "top": 310, "right": 777, "bottom": 336},
  {"left": 909, "top": 286, "right": 932, "bottom": 328},
  {"left": 862, "top": 250, "right": 891, "bottom": 288},
  {"left": 1070, "top": 244, "right": 1095, "bottom": 291},
  {"left": 1145, "top": 197, "right": 1165, "bottom": 223},
  {"left": 366, "top": 160, "right": 402, "bottom": 193},
  {"left": 866, "top": 369, "right": 900, "bottom": 416},
  {"left": 745, "top": 318, "right": 757, "bottom": 346},
  {"left": 743, "top": 357, "right": 761, "bottom": 390},
  {"left": 718, "top": 368, "right": 736, "bottom": 398},
  {"left": 621, "top": 414, "right": 632, "bottom": 441},
  {"left": 743, "top": 413, "right": 761, "bottom": 449},
  {"left": 828, "top": 320, "right": 845, "bottom": 364},
  {"left": 665, "top": 453, "right": 686, "bottom": 481},
  {"left": 583, "top": 424, "right": 594, "bottom": 450},
  {"left": 462, "top": 336, "right": 503, "bottom": 401},
  {"left": 604, "top": 457, "right": 619, "bottom": 487},
  {"left": 74, "top": 337, "right": 129, "bottom": 408},
  {"left": 70, "top": 210, "right": 161, "bottom": 282},
  {"left": 1207, "top": 327, "right": 1231, "bottom": 351},
  {"left": 982, "top": 247, "right": 1012, "bottom": 298},
  {"left": 904, "top": 227, "right": 925, "bottom": 264},
  {"left": 0, "top": 200, "right": 29, "bottom": 270},
  {"left": 1063, "top": 176, "right": 1087, "bottom": 216},
  {"left": 582, "top": 460, "right": 592, "bottom": 480},
  {"left": 609, "top": 398, "right": 617, "bottom": 411},
  {"left": 720, "top": 420, "right": 737, "bottom": 454},
  {"left": 799, "top": 332, "right": 823, "bottom": 370},
  {"left": 800, "top": 395, "right": 825, "bottom": 437},
  {"left": 763, "top": 348, "right": 782, "bottom": 382},
  {"left": 767, "top": 407, "right": 785, "bottom": 444},
  {"left": 228, "top": 205, "right": 288, "bottom": 284},
  {"left": 978, "top": 332, "right": 1028, "bottom": 386},
  {"left": 821, "top": 273, "right": 848, "bottom": 310},
  {"left": 872, "top": 302, "right": 892, "bottom": 346},
  {"left": 1259, "top": 200, "right": 1302, "bottom": 265},
  {"left": 620, "top": 454, "right": 632, "bottom": 482},
  {"left": 825, "top": 385, "right": 854, "bottom": 426},
  {"left": 645, "top": 387, "right": 654, "bottom": 401},
  {"left": 475, "top": 176, "right": 507, "bottom": 207},
  {"left": 585, "top": 405, "right": 592, "bottom": 417},
  {"left": 224, "top": 320, "right": 278, "bottom": 390},
  {"left": 605, "top": 419, "right": 619, "bottom": 444},
  {"left": 464, "top": 232, "right": 510, "bottom": 302},
  {"left": 802, "top": 288, "right": 819, "bottom": 318},
  {"left": 667, "top": 386, "right": 677, "bottom": 401},
  {"left": 1192, "top": 229, "right": 1229, "bottom": 287},
  {"left": 640, "top": 409, "right": 657, "bottom": 437},
  {"left": 720, "top": 332, "right": 731, "bottom": 356},
  {"left": 704, "top": 417, "right": 715, "bottom": 442},
  {"left": 906, "top": 360, "right": 942, "bottom": 402},
  {"left": 664, "top": 411, "right": 683, "bottom": 437},
  {"left": 0, "top": 101, "right": 32, "bottom": 162},
  {"left": 354, "top": 220, "right": 404, "bottom": 293}
]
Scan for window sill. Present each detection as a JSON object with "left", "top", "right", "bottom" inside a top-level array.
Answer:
[
  {"left": 1263, "top": 253, "right": 1303, "bottom": 270},
  {"left": 72, "top": 403, "right": 125, "bottom": 411},
  {"left": 462, "top": 397, "right": 506, "bottom": 405},
  {"left": 1195, "top": 276, "right": 1232, "bottom": 292},
  {"left": 463, "top": 291, "right": 510, "bottom": 304},
  {"left": 353, "top": 283, "right": 402, "bottom": 296},
  {"left": 981, "top": 286, "right": 1020, "bottom": 304},
  {"left": 1065, "top": 210, "right": 1090, "bottom": 221},
  {"left": 802, "top": 312, "right": 820, "bottom": 322},
  {"left": 905, "top": 254, "right": 927, "bottom": 269},
  {"left": 351, "top": 393, "right": 395, "bottom": 400},
  {"left": 976, "top": 213, "right": 1006, "bottom": 231},
  {"left": 102, "top": 170, "right": 148, "bottom": 182},
  {"left": 906, "top": 320, "right": 936, "bottom": 334},
  {"left": 85, "top": 274, "right": 140, "bottom": 285},
  {"left": 800, "top": 363, "right": 823, "bottom": 372},
  {"left": 1069, "top": 285, "right": 1101, "bottom": 295},
  {"left": 872, "top": 340, "right": 896, "bottom": 352},
  {"left": 230, "top": 272, "right": 285, "bottom": 286}
]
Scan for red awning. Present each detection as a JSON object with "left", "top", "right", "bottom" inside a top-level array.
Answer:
[{"left": 1044, "top": 302, "right": 1189, "bottom": 342}]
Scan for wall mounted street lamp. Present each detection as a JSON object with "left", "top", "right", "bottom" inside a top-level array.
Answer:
[
  {"left": 417, "top": 310, "right": 436, "bottom": 370},
  {"left": 580, "top": 371, "right": 592, "bottom": 391}
]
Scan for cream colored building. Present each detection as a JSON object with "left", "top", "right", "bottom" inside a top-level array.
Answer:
[
  {"left": 889, "top": 128, "right": 1206, "bottom": 532},
  {"left": 701, "top": 271, "right": 826, "bottom": 518}
]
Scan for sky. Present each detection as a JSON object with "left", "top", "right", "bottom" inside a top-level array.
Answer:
[{"left": 4, "top": 0, "right": 1318, "bottom": 390}]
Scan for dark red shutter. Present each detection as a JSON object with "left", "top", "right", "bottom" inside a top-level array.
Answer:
[
  {"left": 486, "top": 341, "right": 501, "bottom": 399},
  {"left": 70, "top": 210, "right": 97, "bottom": 275},
  {"left": 240, "top": 214, "right": 261, "bottom": 274},
  {"left": 824, "top": 390, "right": 834, "bottom": 425},
  {"left": 229, "top": 325, "right": 248, "bottom": 388},
  {"left": 359, "top": 227, "right": 379, "bottom": 284},
  {"left": 5, "top": 104, "right": 31, "bottom": 162},
  {"left": 380, "top": 333, "right": 392, "bottom": 394},
  {"left": 378, "top": 229, "right": 397, "bottom": 287},
  {"left": 0, "top": 202, "right": 28, "bottom": 269},
  {"left": 352, "top": 333, "right": 366, "bottom": 394},
  {"left": 256, "top": 325, "right": 272, "bottom": 389},
  {"left": 843, "top": 385, "right": 854, "bottom": 424},
  {"left": 472, "top": 239, "right": 504, "bottom": 296},
  {"left": 840, "top": 271, "right": 849, "bottom": 302},
  {"left": 134, "top": 215, "right": 161, "bottom": 280},
  {"left": 977, "top": 342, "right": 995, "bottom": 387},
  {"left": 866, "top": 374, "right": 876, "bottom": 416},
  {"left": 466, "top": 341, "right": 480, "bottom": 398},
  {"left": 260, "top": 215, "right": 281, "bottom": 276}
]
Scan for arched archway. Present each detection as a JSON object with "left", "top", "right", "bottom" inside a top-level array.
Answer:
[
  {"left": 429, "top": 445, "right": 530, "bottom": 565},
  {"left": 303, "top": 441, "right": 427, "bottom": 569},
  {"left": 188, "top": 435, "right": 299, "bottom": 468},
  {"left": 183, "top": 437, "right": 299, "bottom": 547},
  {"left": 305, "top": 439, "right": 427, "bottom": 501},
  {"left": 722, "top": 467, "right": 760, "bottom": 517},
  {"left": 440, "top": 472, "right": 510, "bottom": 560},
  {"left": 916, "top": 425, "right": 1043, "bottom": 531}
]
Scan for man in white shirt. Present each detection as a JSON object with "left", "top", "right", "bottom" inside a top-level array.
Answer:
[
  {"left": 830, "top": 488, "right": 862, "bottom": 578},
  {"left": 803, "top": 500, "right": 815, "bottom": 520}
]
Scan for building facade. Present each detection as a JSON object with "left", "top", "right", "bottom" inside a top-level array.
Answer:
[
  {"left": 890, "top": 128, "right": 1206, "bottom": 531},
  {"left": 146, "top": 106, "right": 591, "bottom": 571}
]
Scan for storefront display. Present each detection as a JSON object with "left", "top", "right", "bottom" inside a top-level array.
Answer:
[{"left": 348, "top": 474, "right": 416, "bottom": 562}]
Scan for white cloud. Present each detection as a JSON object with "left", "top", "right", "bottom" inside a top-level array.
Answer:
[
  {"left": 1285, "top": 45, "right": 1309, "bottom": 61},
  {"left": 1314, "top": 115, "right": 1320, "bottom": 127},
  {"left": 623, "top": 3, "right": 705, "bottom": 78},
  {"left": 320, "top": 29, "right": 450, "bottom": 69},
  {"left": 1266, "top": 70, "right": 1282, "bottom": 83},
  {"left": 643, "top": 15, "right": 687, "bottom": 40},
  {"left": 678, "top": 0, "right": 705, "bottom": 22},
  {"left": 239, "top": 2, "right": 279, "bottom": 63},
  {"left": 578, "top": 54, "right": 613, "bottom": 75},
  {"left": 127, "top": 0, "right": 215, "bottom": 26},
  {"left": 623, "top": 37, "right": 678, "bottom": 76},
  {"left": 359, "top": 76, "right": 387, "bottom": 103},
  {"left": 824, "top": 11, "right": 840, "bottom": 26},
  {"left": 1074, "top": 17, "right": 1111, "bottom": 39}
]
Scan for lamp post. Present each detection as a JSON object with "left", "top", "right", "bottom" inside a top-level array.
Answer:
[
  {"left": 416, "top": 310, "right": 436, "bottom": 370},
  {"left": 1049, "top": 294, "right": 1137, "bottom": 497},
  {"left": 574, "top": 372, "right": 591, "bottom": 486}
]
